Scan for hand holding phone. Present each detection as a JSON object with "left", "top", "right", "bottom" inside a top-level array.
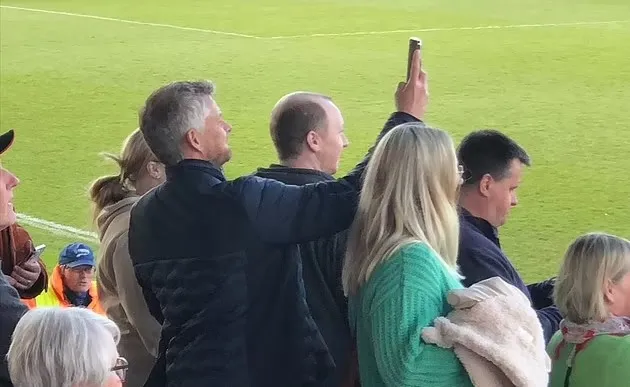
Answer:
[
  {"left": 27, "top": 244, "right": 46, "bottom": 262},
  {"left": 407, "top": 37, "right": 422, "bottom": 81},
  {"left": 396, "top": 37, "right": 428, "bottom": 120}
]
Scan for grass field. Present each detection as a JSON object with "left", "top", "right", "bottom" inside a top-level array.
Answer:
[{"left": 1, "top": 0, "right": 629, "bottom": 282}]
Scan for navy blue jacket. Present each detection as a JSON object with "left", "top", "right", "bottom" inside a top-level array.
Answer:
[
  {"left": 128, "top": 112, "right": 419, "bottom": 387},
  {"left": 457, "top": 208, "right": 562, "bottom": 343},
  {"left": 254, "top": 165, "right": 351, "bottom": 387}
]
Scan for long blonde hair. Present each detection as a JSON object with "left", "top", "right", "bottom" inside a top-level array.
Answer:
[
  {"left": 554, "top": 232, "right": 630, "bottom": 324},
  {"left": 342, "top": 123, "right": 461, "bottom": 296}
]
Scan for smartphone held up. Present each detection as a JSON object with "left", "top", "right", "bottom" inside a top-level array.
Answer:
[
  {"left": 27, "top": 244, "right": 46, "bottom": 262},
  {"left": 406, "top": 37, "right": 422, "bottom": 81}
]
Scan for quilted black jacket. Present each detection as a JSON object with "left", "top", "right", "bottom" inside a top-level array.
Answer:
[
  {"left": 253, "top": 165, "right": 351, "bottom": 387},
  {"left": 128, "top": 112, "right": 419, "bottom": 387}
]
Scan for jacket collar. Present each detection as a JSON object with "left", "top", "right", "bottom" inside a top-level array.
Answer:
[
  {"left": 460, "top": 207, "right": 501, "bottom": 247},
  {"left": 96, "top": 196, "right": 138, "bottom": 238},
  {"left": 255, "top": 164, "right": 334, "bottom": 184},
  {"left": 166, "top": 159, "right": 226, "bottom": 182},
  {"left": 49, "top": 265, "right": 99, "bottom": 308}
]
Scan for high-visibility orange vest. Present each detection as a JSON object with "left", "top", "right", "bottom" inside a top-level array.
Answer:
[{"left": 22, "top": 265, "right": 105, "bottom": 315}]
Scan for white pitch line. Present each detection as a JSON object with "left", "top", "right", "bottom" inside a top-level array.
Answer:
[
  {"left": 266, "top": 20, "right": 630, "bottom": 39},
  {"left": 1, "top": 5, "right": 628, "bottom": 40},
  {"left": 0, "top": 5, "right": 260, "bottom": 39},
  {"left": 17, "top": 213, "right": 99, "bottom": 244}
]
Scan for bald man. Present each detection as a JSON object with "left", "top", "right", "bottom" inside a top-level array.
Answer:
[{"left": 254, "top": 92, "right": 352, "bottom": 387}]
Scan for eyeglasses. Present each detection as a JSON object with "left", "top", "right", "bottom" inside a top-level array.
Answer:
[
  {"left": 111, "top": 357, "right": 129, "bottom": 382},
  {"left": 457, "top": 165, "right": 467, "bottom": 186},
  {"left": 66, "top": 265, "right": 95, "bottom": 273}
]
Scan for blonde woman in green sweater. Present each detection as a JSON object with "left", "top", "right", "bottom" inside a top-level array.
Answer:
[
  {"left": 342, "top": 122, "right": 473, "bottom": 387},
  {"left": 547, "top": 233, "right": 630, "bottom": 387}
]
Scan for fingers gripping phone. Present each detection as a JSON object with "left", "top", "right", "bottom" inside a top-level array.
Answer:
[
  {"left": 28, "top": 244, "right": 46, "bottom": 262},
  {"left": 407, "top": 37, "right": 422, "bottom": 81}
]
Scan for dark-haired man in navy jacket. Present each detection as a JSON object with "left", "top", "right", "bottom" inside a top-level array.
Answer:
[{"left": 457, "top": 129, "right": 562, "bottom": 343}]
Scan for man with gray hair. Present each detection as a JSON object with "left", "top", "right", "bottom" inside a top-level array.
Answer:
[
  {"left": 129, "top": 49, "right": 428, "bottom": 387},
  {"left": 254, "top": 91, "right": 352, "bottom": 387}
]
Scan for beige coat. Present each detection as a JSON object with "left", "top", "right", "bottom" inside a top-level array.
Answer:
[
  {"left": 96, "top": 196, "right": 160, "bottom": 387},
  {"left": 422, "top": 277, "right": 551, "bottom": 387}
]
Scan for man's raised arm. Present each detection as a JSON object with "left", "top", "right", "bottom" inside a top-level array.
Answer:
[{"left": 236, "top": 49, "right": 429, "bottom": 245}]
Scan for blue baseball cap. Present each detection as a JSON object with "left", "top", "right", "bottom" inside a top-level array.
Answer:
[{"left": 59, "top": 243, "right": 95, "bottom": 268}]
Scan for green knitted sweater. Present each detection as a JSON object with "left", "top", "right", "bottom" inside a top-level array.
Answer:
[{"left": 348, "top": 242, "right": 473, "bottom": 387}]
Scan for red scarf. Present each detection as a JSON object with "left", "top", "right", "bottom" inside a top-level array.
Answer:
[{"left": 554, "top": 316, "right": 630, "bottom": 365}]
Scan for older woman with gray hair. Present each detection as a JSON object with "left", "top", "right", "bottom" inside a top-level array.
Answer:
[
  {"left": 547, "top": 232, "right": 630, "bottom": 387},
  {"left": 6, "top": 307, "right": 128, "bottom": 387}
]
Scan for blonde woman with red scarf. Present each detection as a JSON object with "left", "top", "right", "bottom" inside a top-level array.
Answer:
[{"left": 548, "top": 233, "right": 630, "bottom": 387}]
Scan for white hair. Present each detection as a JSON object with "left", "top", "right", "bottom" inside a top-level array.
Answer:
[
  {"left": 7, "top": 307, "right": 121, "bottom": 387},
  {"left": 342, "top": 123, "right": 462, "bottom": 295}
]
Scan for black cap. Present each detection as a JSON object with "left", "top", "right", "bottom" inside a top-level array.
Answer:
[{"left": 0, "top": 130, "right": 15, "bottom": 155}]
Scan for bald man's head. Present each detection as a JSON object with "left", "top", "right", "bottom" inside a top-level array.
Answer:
[
  {"left": 270, "top": 92, "right": 331, "bottom": 161},
  {"left": 269, "top": 91, "right": 348, "bottom": 174}
]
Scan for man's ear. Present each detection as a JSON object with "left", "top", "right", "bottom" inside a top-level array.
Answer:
[
  {"left": 305, "top": 130, "right": 321, "bottom": 153},
  {"left": 184, "top": 129, "right": 203, "bottom": 153},
  {"left": 478, "top": 174, "right": 493, "bottom": 198}
]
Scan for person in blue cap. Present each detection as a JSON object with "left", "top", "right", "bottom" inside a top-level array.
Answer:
[{"left": 22, "top": 242, "right": 104, "bottom": 314}]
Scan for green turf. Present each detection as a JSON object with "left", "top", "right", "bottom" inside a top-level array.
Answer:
[{"left": 1, "top": 0, "right": 629, "bottom": 281}]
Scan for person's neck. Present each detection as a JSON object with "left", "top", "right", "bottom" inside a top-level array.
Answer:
[
  {"left": 180, "top": 152, "right": 227, "bottom": 170},
  {"left": 64, "top": 287, "right": 89, "bottom": 306},
  {"left": 459, "top": 193, "right": 490, "bottom": 223},
  {"left": 181, "top": 148, "right": 211, "bottom": 163},
  {"left": 281, "top": 155, "right": 323, "bottom": 172},
  {"left": 134, "top": 177, "right": 159, "bottom": 196}
]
